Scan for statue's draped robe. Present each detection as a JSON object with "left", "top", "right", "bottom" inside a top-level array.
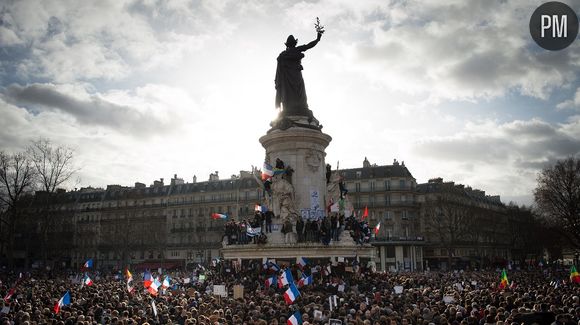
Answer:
[{"left": 275, "top": 39, "right": 319, "bottom": 117}]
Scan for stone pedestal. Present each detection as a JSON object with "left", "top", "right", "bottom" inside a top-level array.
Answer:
[
  {"left": 220, "top": 115, "right": 375, "bottom": 262},
  {"left": 259, "top": 122, "right": 332, "bottom": 219}
]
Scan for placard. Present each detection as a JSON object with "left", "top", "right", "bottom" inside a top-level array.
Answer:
[
  {"left": 233, "top": 285, "right": 244, "bottom": 299},
  {"left": 314, "top": 310, "right": 323, "bottom": 321},
  {"left": 443, "top": 296, "right": 455, "bottom": 304},
  {"left": 338, "top": 284, "right": 345, "bottom": 292},
  {"left": 328, "top": 319, "right": 342, "bottom": 325},
  {"left": 213, "top": 284, "right": 227, "bottom": 297},
  {"left": 394, "top": 286, "right": 403, "bottom": 294},
  {"left": 184, "top": 278, "right": 191, "bottom": 284}
]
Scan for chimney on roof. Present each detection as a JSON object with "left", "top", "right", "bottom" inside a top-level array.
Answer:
[
  {"left": 193, "top": 175, "right": 197, "bottom": 183},
  {"left": 135, "top": 182, "right": 146, "bottom": 189},
  {"left": 209, "top": 171, "right": 219, "bottom": 181},
  {"left": 171, "top": 174, "right": 184, "bottom": 186}
]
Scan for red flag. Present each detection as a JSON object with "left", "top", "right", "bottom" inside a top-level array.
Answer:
[{"left": 362, "top": 206, "right": 368, "bottom": 220}]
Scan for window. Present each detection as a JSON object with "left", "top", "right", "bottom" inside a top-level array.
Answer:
[
  {"left": 385, "top": 180, "right": 391, "bottom": 190},
  {"left": 384, "top": 211, "right": 392, "bottom": 220},
  {"left": 399, "top": 180, "right": 405, "bottom": 189},
  {"left": 401, "top": 195, "right": 407, "bottom": 202},
  {"left": 386, "top": 226, "right": 393, "bottom": 238},
  {"left": 401, "top": 210, "right": 408, "bottom": 220},
  {"left": 386, "top": 246, "right": 395, "bottom": 258},
  {"left": 355, "top": 183, "right": 361, "bottom": 192},
  {"left": 356, "top": 171, "right": 362, "bottom": 178},
  {"left": 370, "top": 181, "right": 375, "bottom": 191},
  {"left": 385, "top": 195, "right": 391, "bottom": 205}
]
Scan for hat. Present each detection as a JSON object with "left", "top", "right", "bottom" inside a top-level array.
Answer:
[{"left": 285, "top": 35, "right": 298, "bottom": 46}]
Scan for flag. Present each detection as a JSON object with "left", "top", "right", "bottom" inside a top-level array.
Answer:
[
  {"left": 283, "top": 283, "right": 300, "bottom": 304},
  {"left": 162, "top": 276, "right": 171, "bottom": 289},
  {"left": 211, "top": 213, "right": 228, "bottom": 220},
  {"left": 83, "top": 259, "right": 93, "bottom": 269},
  {"left": 3, "top": 288, "right": 15, "bottom": 303},
  {"left": 126, "top": 268, "right": 133, "bottom": 280},
  {"left": 264, "top": 261, "right": 280, "bottom": 272},
  {"left": 83, "top": 275, "right": 93, "bottom": 287},
  {"left": 262, "top": 162, "right": 275, "bottom": 181},
  {"left": 374, "top": 222, "right": 381, "bottom": 235},
  {"left": 247, "top": 225, "right": 262, "bottom": 237},
  {"left": 570, "top": 265, "right": 580, "bottom": 284},
  {"left": 54, "top": 291, "right": 71, "bottom": 314},
  {"left": 255, "top": 204, "right": 262, "bottom": 212},
  {"left": 278, "top": 269, "right": 294, "bottom": 288},
  {"left": 148, "top": 278, "right": 161, "bottom": 296},
  {"left": 127, "top": 280, "right": 134, "bottom": 293},
  {"left": 297, "top": 257, "right": 308, "bottom": 269},
  {"left": 143, "top": 270, "right": 153, "bottom": 288},
  {"left": 287, "top": 311, "right": 303, "bottom": 325},
  {"left": 362, "top": 206, "right": 368, "bottom": 220},
  {"left": 498, "top": 269, "right": 509, "bottom": 289},
  {"left": 298, "top": 275, "right": 313, "bottom": 288},
  {"left": 151, "top": 300, "right": 158, "bottom": 317},
  {"left": 265, "top": 275, "right": 277, "bottom": 289}
]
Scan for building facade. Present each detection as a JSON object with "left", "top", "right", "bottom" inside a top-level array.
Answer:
[
  {"left": 10, "top": 161, "right": 512, "bottom": 272},
  {"left": 417, "top": 178, "right": 510, "bottom": 270},
  {"left": 341, "top": 158, "right": 423, "bottom": 272}
]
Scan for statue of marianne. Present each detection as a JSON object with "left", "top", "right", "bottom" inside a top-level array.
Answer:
[{"left": 275, "top": 31, "right": 322, "bottom": 118}]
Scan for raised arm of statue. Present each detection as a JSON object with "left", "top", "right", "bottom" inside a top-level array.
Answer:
[{"left": 296, "top": 33, "right": 322, "bottom": 52}]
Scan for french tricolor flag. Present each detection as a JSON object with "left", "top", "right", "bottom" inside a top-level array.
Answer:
[
  {"left": 278, "top": 269, "right": 294, "bottom": 288},
  {"left": 262, "top": 162, "right": 275, "bottom": 181},
  {"left": 143, "top": 270, "right": 153, "bottom": 288},
  {"left": 283, "top": 283, "right": 300, "bottom": 304},
  {"left": 297, "top": 257, "right": 308, "bottom": 269},
  {"left": 298, "top": 275, "right": 313, "bottom": 288},
  {"left": 54, "top": 291, "right": 71, "bottom": 314},
  {"left": 83, "top": 259, "right": 93, "bottom": 269},
  {"left": 265, "top": 275, "right": 276, "bottom": 289},
  {"left": 287, "top": 311, "right": 302, "bottom": 325},
  {"left": 148, "top": 278, "right": 161, "bottom": 296}
]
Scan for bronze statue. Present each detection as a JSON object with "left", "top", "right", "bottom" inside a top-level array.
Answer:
[{"left": 275, "top": 18, "right": 324, "bottom": 118}]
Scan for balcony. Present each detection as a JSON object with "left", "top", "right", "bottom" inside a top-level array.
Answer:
[{"left": 373, "top": 236, "right": 424, "bottom": 244}]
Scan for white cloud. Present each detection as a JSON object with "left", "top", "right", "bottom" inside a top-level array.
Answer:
[{"left": 557, "top": 87, "right": 580, "bottom": 110}]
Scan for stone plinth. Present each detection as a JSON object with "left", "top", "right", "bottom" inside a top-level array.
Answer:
[
  {"left": 259, "top": 123, "right": 332, "bottom": 220},
  {"left": 221, "top": 242, "right": 376, "bottom": 261}
]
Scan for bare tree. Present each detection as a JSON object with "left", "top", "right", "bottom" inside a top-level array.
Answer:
[
  {"left": 27, "top": 138, "right": 78, "bottom": 265},
  {"left": 422, "top": 193, "right": 475, "bottom": 269},
  {"left": 534, "top": 157, "right": 580, "bottom": 249},
  {"left": 28, "top": 138, "right": 77, "bottom": 193},
  {"left": 0, "top": 151, "right": 35, "bottom": 266}
]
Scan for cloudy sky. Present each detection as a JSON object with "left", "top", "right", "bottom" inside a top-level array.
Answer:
[{"left": 1, "top": 0, "right": 579, "bottom": 205}]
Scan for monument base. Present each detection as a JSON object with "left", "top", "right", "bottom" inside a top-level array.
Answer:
[{"left": 221, "top": 242, "right": 375, "bottom": 261}]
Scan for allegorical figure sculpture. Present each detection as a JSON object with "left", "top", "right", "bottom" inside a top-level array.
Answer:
[{"left": 275, "top": 18, "right": 325, "bottom": 118}]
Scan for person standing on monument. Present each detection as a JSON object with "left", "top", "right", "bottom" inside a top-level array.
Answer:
[{"left": 275, "top": 27, "right": 323, "bottom": 117}]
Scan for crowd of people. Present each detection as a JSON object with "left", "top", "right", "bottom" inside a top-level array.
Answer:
[
  {"left": 223, "top": 210, "right": 372, "bottom": 246},
  {"left": 1, "top": 261, "right": 579, "bottom": 325}
]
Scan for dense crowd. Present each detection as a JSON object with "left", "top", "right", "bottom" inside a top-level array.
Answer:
[
  {"left": 1, "top": 261, "right": 579, "bottom": 325},
  {"left": 223, "top": 211, "right": 372, "bottom": 246}
]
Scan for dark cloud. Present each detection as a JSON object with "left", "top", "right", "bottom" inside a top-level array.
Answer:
[
  {"left": 413, "top": 119, "right": 580, "bottom": 170},
  {"left": 2, "top": 83, "right": 169, "bottom": 136}
]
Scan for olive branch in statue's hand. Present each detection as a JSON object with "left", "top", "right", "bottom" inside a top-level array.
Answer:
[{"left": 315, "top": 17, "right": 325, "bottom": 35}]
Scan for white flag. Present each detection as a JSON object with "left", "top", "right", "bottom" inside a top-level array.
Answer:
[{"left": 151, "top": 300, "right": 157, "bottom": 317}]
